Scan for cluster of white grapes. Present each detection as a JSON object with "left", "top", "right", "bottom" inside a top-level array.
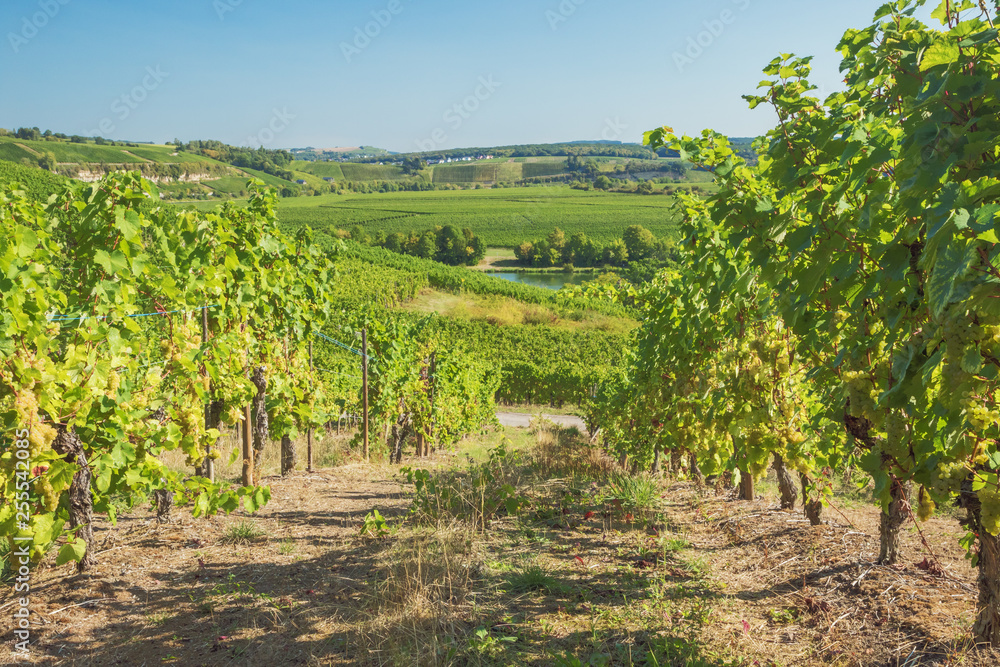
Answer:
[
  {"left": 4, "top": 354, "right": 62, "bottom": 514},
  {"left": 33, "top": 471, "right": 59, "bottom": 512},
  {"left": 843, "top": 369, "right": 880, "bottom": 424},
  {"left": 959, "top": 394, "right": 999, "bottom": 432},
  {"left": 917, "top": 485, "right": 936, "bottom": 522},
  {"left": 883, "top": 411, "right": 911, "bottom": 462},
  {"left": 13, "top": 391, "right": 57, "bottom": 459},
  {"left": 978, "top": 483, "right": 1000, "bottom": 536},
  {"left": 105, "top": 369, "right": 120, "bottom": 399},
  {"left": 930, "top": 460, "right": 970, "bottom": 496}
]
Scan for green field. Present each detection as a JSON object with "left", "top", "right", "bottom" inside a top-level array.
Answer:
[
  {"left": 1, "top": 137, "right": 146, "bottom": 163},
  {"left": 201, "top": 176, "right": 254, "bottom": 196},
  {"left": 122, "top": 145, "right": 218, "bottom": 164},
  {"left": 0, "top": 142, "right": 36, "bottom": 162},
  {"left": 275, "top": 186, "right": 681, "bottom": 246},
  {"left": 288, "top": 170, "right": 331, "bottom": 190},
  {"left": 339, "top": 163, "right": 408, "bottom": 181},
  {"left": 240, "top": 167, "right": 301, "bottom": 191},
  {"left": 292, "top": 161, "right": 345, "bottom": 180}
]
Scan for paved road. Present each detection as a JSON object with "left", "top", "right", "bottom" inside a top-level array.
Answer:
[{"left": 496, "top": 412, "right": 587, "bottom": 431}]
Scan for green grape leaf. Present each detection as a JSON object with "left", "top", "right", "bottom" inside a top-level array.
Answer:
[
  {"left": 55, "top": 537, "right": 88, "bottom": 566},
  {"left": 920, "top": 40, "right": 959, "bottom": 71},
  {"left": 962, "top": 346, "right": 984, "bottom": 374}
]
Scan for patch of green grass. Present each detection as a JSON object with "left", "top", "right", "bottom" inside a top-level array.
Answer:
[
  {"left": 124, "top": 146, "right": 217, "bottom": 164},
  {"left": 607, "top": 471, "right": 661, "bottom": 516},
  {"left": 402, "top": 288, "right": 635, "bottom": 334},
  {"left": 662, "top": 536, "right": 691, "bottom": 552},
  {"left": 220, "top": 520, "right": 267, "bottom": 546},
  {"left": 681, "top": 555, "right": 712, "bottom": 580},
  {"left": 504, "top": 562, "right": 566, "bottom": 595},
  {"left": 146, "top": 612, "right": 170, "bottom": 626},
  {"left": 766, "top": 607, "right": 799, "bottom": 624},
  {"left": 1, "top": 137, "right": 137, "bottom": 163}
]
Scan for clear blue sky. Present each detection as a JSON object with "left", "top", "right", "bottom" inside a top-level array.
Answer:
[{"left": 1, "top": 0, "right": 896, "bottom": 152}]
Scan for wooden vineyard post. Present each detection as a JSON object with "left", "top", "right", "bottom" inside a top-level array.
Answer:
[
  {"left": 242, "top": 403, "right": 254, "bottom": 487},
  {"left": 415, "top": 357, "right": 427, "bottom": 457},
  {"left": 307, "top": 340, "right": 314, "bottom": 472},
  {"left": 280, "top": 336, "right": 295, "bottom": 476},
  {"left": 427, "top": 352, "right": 436, "bottom": 457},
  {"left": 202, "top": 307, "right": 215, "bottom": 482},
  {"left": 362, "top": 328, "right": 369, "bottom": 462}
]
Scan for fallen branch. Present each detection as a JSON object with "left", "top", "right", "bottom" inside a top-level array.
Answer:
[{"left": 48, "top": 598, "right": 107, "bottom": 616}]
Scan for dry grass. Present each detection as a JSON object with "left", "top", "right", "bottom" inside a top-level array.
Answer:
[
  {"left": 401, "top": 287, "right": 636, "bottom": 333},
  {"left": 531, "top": 416, "right": 614, "bottom": 480},
  {"left": 355, "top": 524, "right": 480, "bottom": 665},
  {"left": 158, "top": 427, "right": 357, "bottom": 480}
]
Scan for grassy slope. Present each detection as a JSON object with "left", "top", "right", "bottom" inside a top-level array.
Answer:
[
  {"left": 339, "top": 163, "right": 408, "bottom": 181},
  {"left": 292, "top": 161, "right": 345, "bottom": 180},
  {"left": 289, "top": 170, "right": 330, "bottom": 190},
  {"left": 201, "top": 176, "right": 254, "bottom": 196},
  {"left": 0, "top": 137, "right": 223, "bottom": 166},
  {"left": 239, "top": 167, "right": 301, "bottom": 191},
  {"left": 0, "top": 142, "right": 36, "bottom": 162}
]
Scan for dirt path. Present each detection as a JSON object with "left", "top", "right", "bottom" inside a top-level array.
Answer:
[
  {"left": 119, "top": 150, "right": 152, "bottom": 163},
  {"left": 496, "top": 411, "right": 586, "bottom": 431},
  {"left": 3, "top": 442, "right": 1000, "bottom": 666},
  {"left": 14, "top": 142, "right": 39, "bottom": 156}
]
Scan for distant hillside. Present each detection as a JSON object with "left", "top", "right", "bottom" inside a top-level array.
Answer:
[
  {"left": 728, "top": 137, "right": 760, "bottom": 165},
  {"left": 291, "top": 145, "right": 394, "bottom": 161},
  {"left": 0, "top": 133, "right": 311, "bottom": 201},
  {"left": 0, "top": 130, "right": 721, "bottom": 201},
  {"left": 346, "top": 141, "right": 659, "bottom": 164}
]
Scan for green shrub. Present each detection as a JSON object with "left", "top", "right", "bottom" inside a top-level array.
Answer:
[{"left": 402, "top": 443, "right": 528, "bottom": 531}]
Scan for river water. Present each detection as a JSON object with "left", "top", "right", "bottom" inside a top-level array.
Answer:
[{"left": 489, "top": 272, "right": 593, "bottom": 291}]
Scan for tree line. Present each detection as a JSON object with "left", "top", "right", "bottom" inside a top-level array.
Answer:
[
  {"left": 175, "top": 140, "right": 295, "bottom": 181},
  {"left": 343, "top": 224, "right": 487, "bottom": 266},
  {"left": 513, "top": 224, "right": 674, "bottom": 269}
]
